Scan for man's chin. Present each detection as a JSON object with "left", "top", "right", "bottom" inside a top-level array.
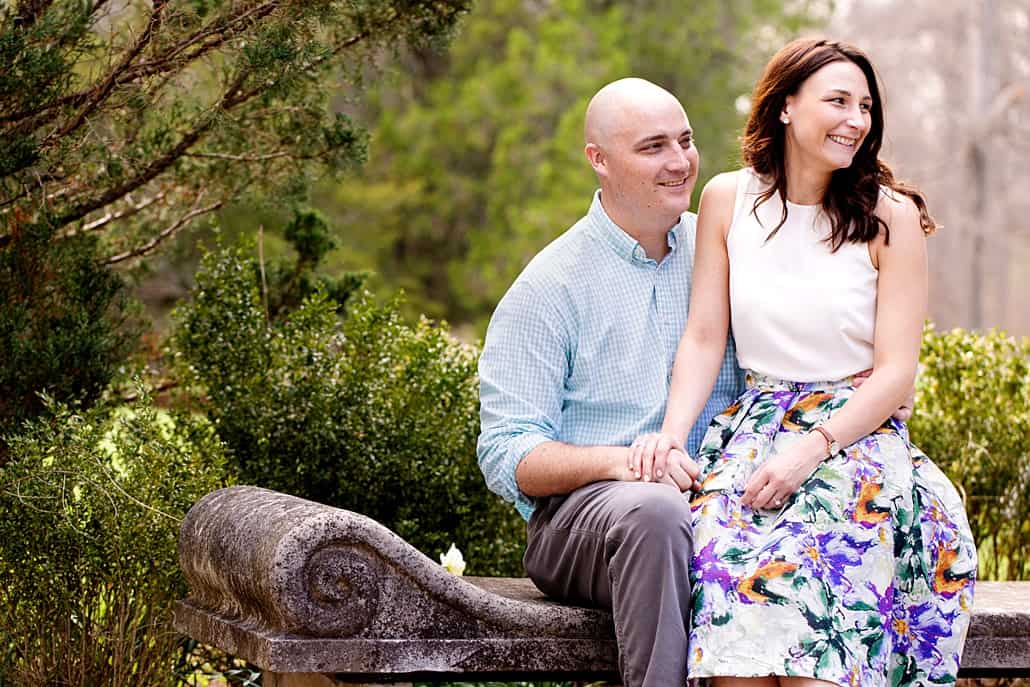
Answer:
[{"left": 660, "top": 192, "right": 694, "bottom": 215}]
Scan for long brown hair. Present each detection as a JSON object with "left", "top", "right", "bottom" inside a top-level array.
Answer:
[{"left": 741, "top": 38, "right": 937, "bottom": 250}]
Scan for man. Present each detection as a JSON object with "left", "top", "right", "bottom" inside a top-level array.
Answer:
[{"left": 477, "top": 78, "right": 734, "bottom": 687}]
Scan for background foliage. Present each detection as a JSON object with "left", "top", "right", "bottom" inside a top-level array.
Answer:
[
  {"left": 0, "top": 0, "right": 470, "bottom": 442},
  {"left": 0, "top": 229, "right": 142, "bottom": 442},
  {"left": 172, "top": 241, "right": 525, "bottom": 575},
  {"left": 0, "top": 392, "right": 227, "bottom": 685},
  {"left": 910, "top": 325, "right": 1030, "bottom": 580},
  {"left": 3, "top": 2, "right": 1029, "bottom": 685},
  {"left": 309, "top": 0, "right": 821, "bottom": 329}
]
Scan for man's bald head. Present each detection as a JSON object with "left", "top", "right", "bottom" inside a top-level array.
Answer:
[
  {"left": 581, "top": 78, "right": 699, "bottom": 243},
  {"left": 584, "top": 78, "right": 685, "bottom": 148}
]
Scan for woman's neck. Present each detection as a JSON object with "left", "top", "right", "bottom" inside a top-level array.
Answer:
[{"left": 783, "top": 150, "right": 831, "bottom": 206}]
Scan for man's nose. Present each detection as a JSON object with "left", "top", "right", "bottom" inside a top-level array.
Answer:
[{"left": 668, "top": 142, "right": 691, "bottom": 169}]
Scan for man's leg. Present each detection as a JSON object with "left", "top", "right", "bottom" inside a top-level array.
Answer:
[{"left": 524, "top": 480, "right": 694, "bottom": 687}]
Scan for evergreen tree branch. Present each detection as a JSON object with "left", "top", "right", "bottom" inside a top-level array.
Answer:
[
  {"left": 130, "top": 1, "right": 282, "bottom": 78},
  {"left": 11, "top": 0, "right": 57, "bottom": 29},
  {"left": 1, "top": 4, "right": 462, "bottom": 249},
  {"left": 103, "top": 197, "right": 222, "bottom": 266},
  {"left": 1, "top": 1, "right": 277, "bottom": 127},
  {"left": 43, "top": 0, "right": 169, "bottom": 144},
  {"left": 183, "top": 150, "right": 293, "bottom": 162},
  {"left": 58, "top": 191, "right": 168, "bottom": 239},
  {"left": 51, "top": 69, "right": 251, "bottom": 229}
]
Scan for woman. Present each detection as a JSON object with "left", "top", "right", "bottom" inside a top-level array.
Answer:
[{"left": 631, "top": 39, "right": 976, "bottom": 686}]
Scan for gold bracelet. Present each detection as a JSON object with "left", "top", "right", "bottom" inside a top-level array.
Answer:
[{"left": 811, "top": 425, "right": 841, "bottom": 458}]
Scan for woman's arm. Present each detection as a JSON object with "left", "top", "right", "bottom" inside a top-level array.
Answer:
[
  {"left": 630, "top": 172, "right": 737, "bottom": 482},
  {"left": 742, "top": 192, "right": 928, "bottom": 510}
]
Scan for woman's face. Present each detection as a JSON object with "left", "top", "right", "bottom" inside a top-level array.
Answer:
[{"left": 781, "top": 59, "right": 873, "bottom": 173}]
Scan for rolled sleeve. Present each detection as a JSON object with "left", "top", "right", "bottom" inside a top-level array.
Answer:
[{"left": 477, "top": 279, "right": 570, "bottom": 521}]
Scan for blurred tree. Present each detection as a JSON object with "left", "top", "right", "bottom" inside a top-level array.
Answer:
[
  {"left": 831, "top": 0, "right": 1030, "bottom": 336},
  {"left": 323, "top": 0, "right": 822, "bottom": 330},
  {"left": 0, "top": 0, "right": 470, "bottom": 443}
]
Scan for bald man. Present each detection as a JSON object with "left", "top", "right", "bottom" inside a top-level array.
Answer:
[{"left": 477, "top": 79, "right": 743, "bottom": 687}]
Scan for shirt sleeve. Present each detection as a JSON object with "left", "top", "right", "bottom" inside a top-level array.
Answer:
[{"left": 477, "top": 278, "right": 570, "bottom": 521}]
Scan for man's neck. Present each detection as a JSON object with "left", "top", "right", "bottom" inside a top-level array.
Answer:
[{"left": 599, "top": 194, "right": 678, "bottom": 262}]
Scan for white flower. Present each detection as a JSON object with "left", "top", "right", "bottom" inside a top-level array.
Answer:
[{"left": 439, "top": 543, "right": 466, "bottom": 576}]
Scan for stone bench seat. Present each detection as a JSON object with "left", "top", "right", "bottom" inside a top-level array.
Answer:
[{"left": 173, "top": 486, "right": 1030, "bottom": 685}]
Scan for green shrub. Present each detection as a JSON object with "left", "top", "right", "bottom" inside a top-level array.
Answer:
[
  {"left": 262, "top": 208, "right": 369, "bottom": 320},
  {"left": 910, "top": 324, "right": 1030, "bottom": 580},
  {"left": 0, "top": 225, "right": 141, "bottom": 455},
  {"left": 0, "top": 390, "right": 227, "bottom": 686},
  {"left": 172, "top": 244, "right": 525, "bottom": 575}
]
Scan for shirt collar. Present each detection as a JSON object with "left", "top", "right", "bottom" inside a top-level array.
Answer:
[{"left": 587, "top": 190, "right": 682, "bottom": 263}]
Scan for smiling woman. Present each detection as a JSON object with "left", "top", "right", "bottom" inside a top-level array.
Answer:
[{"left": 631, "top": 38, "right": 976, "bottom": 687}]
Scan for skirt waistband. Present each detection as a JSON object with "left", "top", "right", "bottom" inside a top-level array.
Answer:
[{"left": 744, "top": 370, "right": 857, "bottom": 393}]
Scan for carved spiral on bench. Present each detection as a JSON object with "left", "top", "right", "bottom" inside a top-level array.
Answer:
[
  {"left": 302, "top": 543, "right": 381, "bottom": 636},
  {"left": 178, "top": 486, "right": 389, "bottom": 637},
  {"left": 178, "top": 486, "right": 614, "bottom": 640}
]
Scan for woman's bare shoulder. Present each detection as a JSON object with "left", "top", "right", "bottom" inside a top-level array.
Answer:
[
  {"left": 875, "top": 187, "right": 921, "bottom": 236},
  {"left": 702, "top": 170, "right": 742, "bottom": 201}
]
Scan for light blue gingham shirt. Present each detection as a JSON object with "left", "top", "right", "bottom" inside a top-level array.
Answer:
[{"left": 478, "top": 191, "right": 744, "bottom": 520}]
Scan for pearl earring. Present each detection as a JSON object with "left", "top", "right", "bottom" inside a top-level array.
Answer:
[{"left": 781, "top": 115, "right": 790, "bottom": 125}]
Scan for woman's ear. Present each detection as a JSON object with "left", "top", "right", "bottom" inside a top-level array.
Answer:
[{"left": 780, "top": 95, "right": 795, "bottom": 125}]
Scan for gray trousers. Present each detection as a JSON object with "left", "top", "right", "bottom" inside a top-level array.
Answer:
[{"left": 524, "top": 480, "right": 694, "bottom": 687}]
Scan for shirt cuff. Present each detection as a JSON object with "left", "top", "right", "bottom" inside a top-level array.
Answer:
[{"left": 504, "top": 431, "right": 553, "bottom": 521}]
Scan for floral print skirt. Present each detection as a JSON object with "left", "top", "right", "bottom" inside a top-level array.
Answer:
[{"left": 687, "top": 372, "right": 977, "bottom": 687}]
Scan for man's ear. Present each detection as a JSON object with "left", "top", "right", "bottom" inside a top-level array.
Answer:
[{"left": 585, "top": 143, "right": 606, "bottom": 176}]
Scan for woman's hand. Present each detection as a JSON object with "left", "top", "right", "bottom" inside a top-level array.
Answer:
[
  {"left": 629, "top": 432, "right": 693, "bottom": 485},
  {"left": 658, "top": 449, "right": 703, "bottom": 492},
  {"left": 742, "top": 432, "right": 827, "bottom": 510}
]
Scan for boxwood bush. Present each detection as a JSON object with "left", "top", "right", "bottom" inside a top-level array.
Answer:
[
  {"left": 0, "top": 391, "right": 227, "bottom": 685},
  {"left": 172, "top": 243, "right": 525, "bottom": 575},
  {"left": 910, "top": 324, "right": 1030, "bottom": 580}
]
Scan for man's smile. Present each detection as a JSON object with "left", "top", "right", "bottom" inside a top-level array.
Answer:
[{"left": 658, "top": 177, "right": 690, "bottom": 188}]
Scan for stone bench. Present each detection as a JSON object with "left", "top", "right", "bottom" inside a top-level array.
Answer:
[{"left": 173, "top": 486, "right": 1030, "bottom": 685}]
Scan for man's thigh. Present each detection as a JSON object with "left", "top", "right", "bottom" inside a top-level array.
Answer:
[{"left": 524, "top": 480, "right": 690, "bottom": 607}]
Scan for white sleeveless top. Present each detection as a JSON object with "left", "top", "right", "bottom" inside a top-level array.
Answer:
[{"left": 728, "top": 168, "right": 877, "bottom": 382}]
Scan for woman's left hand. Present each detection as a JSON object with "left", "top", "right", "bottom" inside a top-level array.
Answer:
[{"left": 742, "top": 432, "right": 827, "bottom": 510}]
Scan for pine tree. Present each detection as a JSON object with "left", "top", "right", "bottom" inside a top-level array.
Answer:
[{"left": 0, "top": 0, "right": 470, "bottom": 441}]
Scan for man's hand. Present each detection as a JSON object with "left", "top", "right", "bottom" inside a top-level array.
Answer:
[
  {"left": 629, "top": 432, "right": 700, "bottom": 489},
  {"left": 853, "top": 368, "right": 914, "bottom": 422}
]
